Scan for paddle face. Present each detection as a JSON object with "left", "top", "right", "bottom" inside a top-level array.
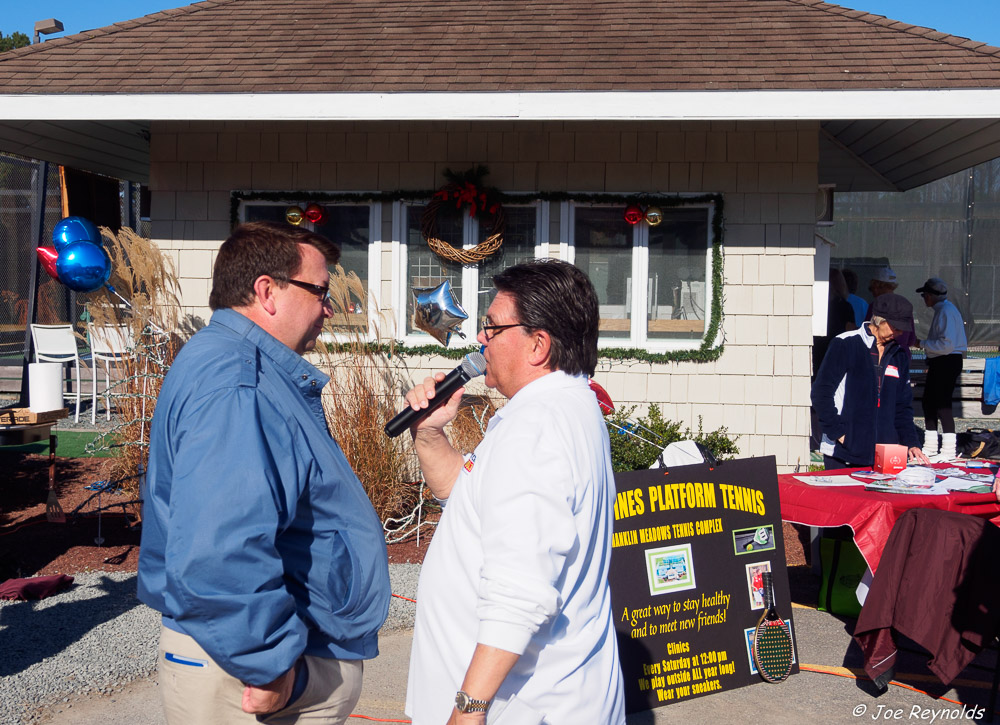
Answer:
[{"left": 753, "top": 572, "right": 793, "bottom": 683}]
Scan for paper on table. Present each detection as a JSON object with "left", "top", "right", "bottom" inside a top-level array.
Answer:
[
  {"left": 793, "top": 474, "right": 864, "bottom": 486},
  {"left": 862, "top": 480, "right": 949, "bottom": 495},
  {"left": 939, "top": 476, "right": 994, "bottom": 492}
]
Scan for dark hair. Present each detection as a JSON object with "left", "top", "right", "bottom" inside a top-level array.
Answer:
[
  {"left": 209, "top": 221, "right": 340, "bottom": 310},
  {"left": 842, "top": 268, "right": 859, "bottom": 294},
  {"left": 492, "top": 259, "right": 599, "bottom": 377}
]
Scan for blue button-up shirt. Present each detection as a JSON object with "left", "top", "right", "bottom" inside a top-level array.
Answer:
[{"left": 138, "top": 309, "right": 389, "bottom": 685}]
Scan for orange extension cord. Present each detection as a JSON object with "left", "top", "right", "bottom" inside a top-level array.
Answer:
[{"left": 799, "top": 663, "right": 997, "bottom": 715}]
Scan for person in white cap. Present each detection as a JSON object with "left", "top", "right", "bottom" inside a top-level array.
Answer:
[
  {"left": 865, "top": 267, "right": 916, "bottom": 352},
  {"left": 915, "top": 277, "right": 968, "bottom": 459}
]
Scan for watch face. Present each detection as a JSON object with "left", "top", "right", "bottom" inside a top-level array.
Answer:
[{"left": 455, "top": 691, "right": 488, "bottom": 712}]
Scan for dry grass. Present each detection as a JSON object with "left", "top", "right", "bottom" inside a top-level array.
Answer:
[
  {"left": 317, "top": 268, "right": 422, "bottom": 524},
  {"left": 85, "top": 227, "right": 181, "bottom": 504},
  {"left": 316, "top": 268, "right": 501, "bottom": 535}
]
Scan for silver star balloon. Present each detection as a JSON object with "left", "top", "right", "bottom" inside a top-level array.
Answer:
[{"left": 412, "top": 279, "right": 468, "bottom": 346}]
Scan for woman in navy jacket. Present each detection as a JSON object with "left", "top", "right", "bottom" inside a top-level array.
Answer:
[{"left": 812, "top": 293, "right": 929, "bottom": 470}]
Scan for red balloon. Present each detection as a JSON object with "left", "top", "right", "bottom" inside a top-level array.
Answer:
[
  {"left": 36, "top": 247, "right": 59, "bottom": 280},
  {"left": 588, "top": 378, "right": 615, "bottom": 415}
]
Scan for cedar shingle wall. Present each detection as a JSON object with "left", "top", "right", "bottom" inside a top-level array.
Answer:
[{"left": 150, "top": 119, "right": 817, "bottom": 470}]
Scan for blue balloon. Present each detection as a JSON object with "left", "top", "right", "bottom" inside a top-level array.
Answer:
[
  {"left": 52, "top": 216, "right": 101, "bottom": 251},
  {"left": 56, "top": 240, "right": 112, "bottom": 293}
]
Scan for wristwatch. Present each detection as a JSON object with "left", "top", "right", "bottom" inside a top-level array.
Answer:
[{"left": 455, "top": 690, "right": 491, "bottom": 713}]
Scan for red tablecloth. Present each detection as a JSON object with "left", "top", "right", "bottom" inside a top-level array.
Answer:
[{"left": 778, "top": 467, "right": 1000, "bottom": 573}]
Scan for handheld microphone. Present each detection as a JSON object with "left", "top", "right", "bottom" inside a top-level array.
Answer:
[{"left": 384, "top": 352, "right": 487, "bottom": 438}]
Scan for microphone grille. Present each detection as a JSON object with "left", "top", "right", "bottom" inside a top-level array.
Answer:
[{"left": 461, "top": 351, "right": 487, "bottom": 378}]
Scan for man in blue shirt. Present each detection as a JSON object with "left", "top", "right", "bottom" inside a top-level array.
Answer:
[
  {"left": 138, "top": 221, "right": 390, "bottom": 724},
  {"left": 915, "top": 277, "right": 968, "bottom": 459}
]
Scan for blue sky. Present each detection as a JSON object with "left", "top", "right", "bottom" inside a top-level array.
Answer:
[{"left": 2, "top": 0, "right": 1000, "bottom": 46}]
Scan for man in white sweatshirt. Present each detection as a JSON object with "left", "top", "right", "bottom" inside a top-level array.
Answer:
[{"left": 401, "top": 260, "right": 625, "bottom": 725}]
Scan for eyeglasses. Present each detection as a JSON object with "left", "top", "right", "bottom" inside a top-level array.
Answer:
[
  {"left": 273, "top": 276, "right": 332, "bottom": 305},
  {"left": 479, "top": 316, "right": 528, "bottom": 341}
]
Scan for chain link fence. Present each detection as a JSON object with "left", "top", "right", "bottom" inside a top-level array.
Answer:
[{"left": 0, "top": 153, "right": 148, "bottom": 403}]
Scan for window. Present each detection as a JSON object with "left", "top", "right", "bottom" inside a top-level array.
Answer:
[
  {"left": 395, "top": 202, "right": 543, "bottom": 344},
  {"left": 238, "top": 194, "right": 719, "bottom": 355},
  {"left": 242, "top": 202, "right": 381, "bottom": 338},
  {"left": 567, "top": 202, "right": 715, "bottom": 351}
]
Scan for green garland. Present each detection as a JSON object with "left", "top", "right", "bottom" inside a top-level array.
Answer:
[{"left": 238, "top": 190, "right": 725, "bottom": 364}]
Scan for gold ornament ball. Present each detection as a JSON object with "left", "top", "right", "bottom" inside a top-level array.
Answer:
[
  {"left": 644, "top": 206, "right": 664, "bottom": 226},
  {"left": 285, "top": 205, "right": 305, "bottom": 225}
]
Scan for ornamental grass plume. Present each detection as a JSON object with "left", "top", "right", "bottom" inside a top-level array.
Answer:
[
  {"left": 316, "top": 267, "right": 423, "bottom": 527},
  {"left": 316, "top": 268, "right": 501, "bottom": 539},
  {"left": 84, "top": 227, "right": 181, "bottom": 508}
]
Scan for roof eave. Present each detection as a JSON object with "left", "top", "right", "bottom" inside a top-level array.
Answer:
[{"left": 3, "top": 89, "right": 1000, "bottom": 121}]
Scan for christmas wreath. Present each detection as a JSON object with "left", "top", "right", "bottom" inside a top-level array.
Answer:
[{"left": 421, "top": 166, "right": 505, "bottom": 264}]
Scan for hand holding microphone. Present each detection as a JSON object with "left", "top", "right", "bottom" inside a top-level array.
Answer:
[{"left": 384, "top": 352, "right": 487, "bottom": 438}]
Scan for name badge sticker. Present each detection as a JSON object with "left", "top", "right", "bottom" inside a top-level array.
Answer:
[{"left": 885, "top": 365, "right": 899, "bottom": 378}]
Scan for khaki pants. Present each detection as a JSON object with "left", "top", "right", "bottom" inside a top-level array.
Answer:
[{"left": 158, "top": 625, "right": 363, "bottom": 725}]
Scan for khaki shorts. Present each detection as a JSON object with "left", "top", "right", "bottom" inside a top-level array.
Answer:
[{"left": 158, "top": 624, "right": 363, "bottom": 725}]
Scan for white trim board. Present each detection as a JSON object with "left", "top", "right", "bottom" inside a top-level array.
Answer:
[{"left": 4, "top": 90, "right": 1000, "bottom": 121}]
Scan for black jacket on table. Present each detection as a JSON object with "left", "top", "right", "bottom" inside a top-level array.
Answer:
[{"left": 811, "top": 324, "right": 920, "bottom": 466}]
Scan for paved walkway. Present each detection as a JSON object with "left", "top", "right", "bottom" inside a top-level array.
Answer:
[{"left": 33, "top": 606, "right": 999, "bottom": 725}]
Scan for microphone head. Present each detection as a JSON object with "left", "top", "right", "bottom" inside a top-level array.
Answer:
[{"left": 461, "top": 351, "right": 487, "bottom": 378}]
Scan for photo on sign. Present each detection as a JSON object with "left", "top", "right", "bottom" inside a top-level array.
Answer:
[
  {"left": 732, "top": 525, "right": 776, "bottom": 556},
  {"left": 645, "top": 543, "right": 696, "bottom": 596},
  {"left": 745, "top": 560, "right": 772, "bottom": 610},
  {"left": 743, "top": 623, "right": 796, "bottom": 675}
]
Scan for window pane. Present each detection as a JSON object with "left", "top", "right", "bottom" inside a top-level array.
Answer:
[
  {"left": 244, "top": 205, "right": 286, "bottom": 223},
  {"left": 406, "top": 204, "right": 464, "bottom": 337},
  {"left": 574, "top": 207, "right": 632, "bottom": 339},
  {"left": 243, "top": 204, "right": 371, "bottom": 332},
  {"left": 313, "top": 206, "right": 371, "bottom": 330},
  {"left": 647, "top": 208, "right": 709, "bottom": 340},
  {"left": 477, "top": 206, "right": 538, "bottom": 302}
]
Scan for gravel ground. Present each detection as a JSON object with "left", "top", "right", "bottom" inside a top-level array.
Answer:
[{"left": 1, "top": 565, "right": 421, "bottom": 725}]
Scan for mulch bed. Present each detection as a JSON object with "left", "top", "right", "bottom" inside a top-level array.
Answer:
[
  {"left": 1, "top": 451, "right": 811, "bottom": 602},
  {"left": 0, "top": 453, "right": 139, "bottom": 579},
  {"left": 0, "top": 452, "right": 435, "bottom": 578}
]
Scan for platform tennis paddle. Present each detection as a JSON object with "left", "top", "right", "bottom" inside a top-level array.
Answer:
[{"left": 752, "top": 571, "right": 793, "bottom": 683}]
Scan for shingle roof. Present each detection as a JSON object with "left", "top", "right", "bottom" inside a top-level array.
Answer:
[{"left": 2, "top": 0, "right": 1000, "bottom": 94}]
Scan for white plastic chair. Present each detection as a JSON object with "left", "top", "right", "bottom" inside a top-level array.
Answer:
[
  {"left": 88, "top": 323, "right": 134, "bottom": 424},
  {"left": 30, "top": 324, "right": 90, "bottom": 423}
]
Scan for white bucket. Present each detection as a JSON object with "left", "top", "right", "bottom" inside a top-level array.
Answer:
[{"left": 29, "top": 362, "right": 64, "bottom": 412}]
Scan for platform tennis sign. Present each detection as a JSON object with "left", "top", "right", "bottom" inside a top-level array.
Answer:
[{"left": 609, "top": 455, "right": 798, "bottom": 713}]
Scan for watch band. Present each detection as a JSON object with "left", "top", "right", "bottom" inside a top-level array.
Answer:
[{"left": 455, "top": 690, "right": 491, "bottom": 713}]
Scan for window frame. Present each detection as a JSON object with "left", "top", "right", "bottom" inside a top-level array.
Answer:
[
  {"left": 562, "top": 199, "right": 717, "bottom": 353},
  {"left": 238, "top": 199, "right": 383, "bottom": 343},
  {"left": 391, "top": 199, "right": 547, "bottom": 346}
]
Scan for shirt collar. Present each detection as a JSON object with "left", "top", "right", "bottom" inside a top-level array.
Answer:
[
  {"left": 210, "top": 308, "right": 330, "bottom": 389},
  {"left": 493, "top": 370, "right": 587, "bottom": 422},
  {"left": 860, "top": 323, "right": 876, "bottom": 348}
]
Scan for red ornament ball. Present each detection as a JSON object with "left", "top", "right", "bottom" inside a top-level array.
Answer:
[
  {"left": 624, "top": 204, "right": 644, "bottom": 225},
  {"left": 304, "top": 203, "right": 327, "bottom": 224}
]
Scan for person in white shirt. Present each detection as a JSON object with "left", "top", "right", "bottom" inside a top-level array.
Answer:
[
  {"left": 401, "top": 259, "right": 625, "bottom": 725},
  {"left": 915, "top": 277, "right": 968, "bottom": 458}
]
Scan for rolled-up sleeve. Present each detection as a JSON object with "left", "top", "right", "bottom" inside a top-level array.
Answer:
[
  {"left": 475, "top": 425, "right": 576, "bottom": 655},
  {"left": 162, "top": 386, "right": 307, "bottom": 685}
]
